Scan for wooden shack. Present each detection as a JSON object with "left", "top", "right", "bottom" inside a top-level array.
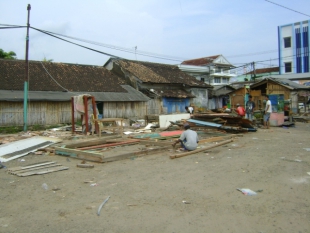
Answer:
[{"left": 0, "top": 59, "right": 149, "bottom": 126}]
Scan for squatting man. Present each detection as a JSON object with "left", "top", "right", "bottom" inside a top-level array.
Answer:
[{"left": 172, "top": 123, "right": 199, "bottom": 151}]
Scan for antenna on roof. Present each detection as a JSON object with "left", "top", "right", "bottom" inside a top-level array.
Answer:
[{"left": 134, "top": 46, "right": 137, "bottom": 60}]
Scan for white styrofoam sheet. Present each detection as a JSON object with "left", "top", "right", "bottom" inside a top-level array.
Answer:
[
  {"left": 0, "top": 136, "right": 62, "bottom": 162},
  {"left": 159, "top": 113, "right": 190, "bottom": 128}
]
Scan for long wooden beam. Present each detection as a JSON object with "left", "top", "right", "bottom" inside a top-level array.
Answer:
[
  {"left": 101, "top": 146, "right": 171, "bottom": 163},
  {"left": 65, "top": 135, "right": 122, "bottom": 149},
  {"left": 79, "top": 140, "right": 141, "bottom": 150},
  {"left": 55, "top": 147, "right": 105, "bottom": 162},
  {"left": 170, "top": 139, "right": 233, "bottom": 159}
]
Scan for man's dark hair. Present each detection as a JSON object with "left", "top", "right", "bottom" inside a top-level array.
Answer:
[
  {"left": 265, "top": 95, "right": 269, "bottom": 99},
  {"left": 184, "top": 123, "right": 190, "bottom": 130},
  {"left": 249, "top": 95, "right": 252, "bottom": 98}
]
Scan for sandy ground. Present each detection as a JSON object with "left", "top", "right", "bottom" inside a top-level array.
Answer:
[{"left": 0, "top": 123, "right": 310, "bottom": 233}]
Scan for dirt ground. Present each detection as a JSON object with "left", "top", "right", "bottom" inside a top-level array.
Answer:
[{"left": 0, "top": 123, "right": 310, "bottom": 233}]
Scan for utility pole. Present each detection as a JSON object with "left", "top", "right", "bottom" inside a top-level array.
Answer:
[
  {"left": 23, "top": 4, "right": 31, "bottom": 131},
  {"left": 251, "top": 62, "right": 256, "bottom": 82}
]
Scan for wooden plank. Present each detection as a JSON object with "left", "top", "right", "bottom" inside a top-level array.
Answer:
[
  {"left": 16, "top": 166, "right": 69, "bottom": 177},
  {"left": 55, "top": 147, "right": 105, "bottom": 162},
  {"left": 79, "top": 140, "right": 140, "bottom": 150},
  {"left": 198, "top": 135, "right": 238, "bottom": 143},
  {"left": 66, "top": 135, "right": 122, "bottom": 148},
  {"left": 9, "top": 164, "right": 61, "bottom": 173},
  {"left": 8, "top": 161, "right": 56, "bottom": 172},
  {"left": 170, "top": 139, "right": 233, "bottom": 159},
  {"left": 138, "top": 140, "right": 172, "bottom": 147},
  {"left": 77, "top": 164, "right": 94, "bottom": 168},
  {"left": 102, "top": 146, "right": 171, "bottom": 163}
]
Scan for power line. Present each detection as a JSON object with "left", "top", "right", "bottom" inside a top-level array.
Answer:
[
  {"left": 31, "top": 27, "right": 186, "bottom": 62},
  {"left": 31, "top": 27, "right": 121, "bottom": 58},
  {"left": 265, "top": 0, "right": 310, "bottom": 17},
  {"left": 226, "top": 49, "right": 278, "bottom": 58},
  {"left": 1, "top": 23, "right": 307, "bottom": 70},
  {"left": 40, "top": 61, "right": 71, "bottom": 92},
  {"left": 0, "top": 26, "right": 26, "bottom": 29},
  {"left": 0, "top": 23, "right": 284, "bottom": 65}
]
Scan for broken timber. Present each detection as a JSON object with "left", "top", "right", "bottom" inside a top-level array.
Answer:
[
  {"left": 8, "top": 161, "right": 68, "bottom": 177},
  {"left": 170, "top": 139, "right": 233, "bottom": 159},
  {"left": 55, "top": 140, "right": 171, "bottom": 163}
]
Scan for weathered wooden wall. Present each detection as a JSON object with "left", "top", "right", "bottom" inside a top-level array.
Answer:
[
  {"left": 229, "top": 88, "right": 245, "bottom": 108},
  {"left": 102, "top": 102, "right": 147, "bottom": 119},
  {"left": 146, "top": 98, "right": 162, "bottom": 115},
  {"left": 0, "top": 101, "right": 73, "bottom": 126},
  {"left": 0, "top": 101, "right": 147, "bottom": 126}
]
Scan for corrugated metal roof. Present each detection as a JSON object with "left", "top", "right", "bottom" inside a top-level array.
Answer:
[
  {"left": 0, "top": 85, "right": 150, "bottom": 102},
  {"left": 250, "top": 77, "right": 310, "bottom": 90}
]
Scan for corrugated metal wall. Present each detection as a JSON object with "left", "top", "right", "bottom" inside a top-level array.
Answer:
[
  {"left": 162, "top": 97, "right": 189, "bottom": 114},
  {"left": 0, "top": 101, "right": 147, "bottom": 126}
]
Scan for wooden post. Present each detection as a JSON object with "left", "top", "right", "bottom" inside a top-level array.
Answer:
[
  {"left": 91, "top": 96, "right": 99, "bottom": 134},
  {"left": 84, "top": 95, "right": 89, "bottom": 134},
  {"left": 71, "top": 97, "right": 75, "bottom": 134}
]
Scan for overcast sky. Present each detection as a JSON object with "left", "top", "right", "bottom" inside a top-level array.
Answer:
[{"left": 1, "top": 0, "right": 309, "bottom": 72}]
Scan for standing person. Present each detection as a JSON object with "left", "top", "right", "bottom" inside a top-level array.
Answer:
[
  {"left": 245, "top": 95, "right": 256, "bottom": 121},
  {"left": 235, "top": 104, "right": 245, "bottom": 117},
  {"left": 263, "top": 95, "right": 272, "bottom": 129},
  {"left": 185, "top": 106, "right": 194, "bottom": 114},
  {"left": 172, "top": 123, "right": 199, "bottom": 151}
]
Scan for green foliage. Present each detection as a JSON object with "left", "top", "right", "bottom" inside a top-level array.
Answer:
[
  {"left": 0, "top": 124, "right": 67, "bottom": 134},
  {"left": 254, "top": 112, "right": 262, "bottom": 119},
  {"left": 0, "top": 126, "right": 23, "bottom": 134},
  {"left": 0, "top": 49, "right": 17, "bottom": 59},
  {"left": 30, "top": 125, "right": 46, "bottom": 131}
]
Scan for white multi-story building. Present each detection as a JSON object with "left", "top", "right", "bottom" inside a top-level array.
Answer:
[
  {"left": 178, "top": 55, "right": 236, "bottom": 86},
  {"left": 278, "top": 20, "right": 310, "bottom": 74}
]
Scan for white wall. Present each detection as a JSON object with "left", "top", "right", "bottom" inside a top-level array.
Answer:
[{"left": 159, "top": 113, "right": 190, "bottom": 128}]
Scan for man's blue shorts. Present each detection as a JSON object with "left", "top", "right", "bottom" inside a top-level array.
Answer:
[{"left": 264, "top": 112, "right": 271, "bottom": 122}]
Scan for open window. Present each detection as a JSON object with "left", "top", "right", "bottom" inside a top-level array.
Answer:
[
  {"left": 284, "top": 62, "right": 292, "bottom": 73},
  {"left": 283, "top": 37, "right": 291, "bottom": 48}
]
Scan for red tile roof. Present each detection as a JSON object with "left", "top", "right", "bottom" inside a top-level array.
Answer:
[
  {"left": 246, "top": 67, "right": 279, "bottom": 75},
  {"left": 181, "top": 55, "right": 221, "bottom": 66}
]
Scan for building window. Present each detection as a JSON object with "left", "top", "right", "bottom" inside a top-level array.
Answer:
[
  {"left": 214, "top": 77, "right": 221, "bottom": 83},
  {"left": 222, "top": 77, "right": 229, "bottom": 83},
  {"left": 200, "top": 77, "right": 205, "bottom": 82},
  {"left": 284, "top": 62, "right": 292, "bottom": 73},
  {"left": 284, "top": 37, "right": 291, "bottom": 48},
  {"left": 215, "top": 67, "right": 221, "bottom": 73}
]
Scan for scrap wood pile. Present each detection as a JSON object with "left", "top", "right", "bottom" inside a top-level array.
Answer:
[
  {"left": 190, "top": 113, "right": 256, "bottom": 133},
  {"left": 292, "top": 112, "right": 310, "bottom": 123},
  {"left": 166, "top": 113, "right": 256, "bottom": 133}
]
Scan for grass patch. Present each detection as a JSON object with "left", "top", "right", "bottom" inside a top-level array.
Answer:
[
  {"left": 0, "top": 124, "right": 70, "bottom": 134},
  {"left": 0, "top": 126, "right": 23, "bottom": 134}
]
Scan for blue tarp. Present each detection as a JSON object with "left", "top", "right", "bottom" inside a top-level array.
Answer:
[{"left": 187, "top": 119, "right": 222, "bottom": 128}]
